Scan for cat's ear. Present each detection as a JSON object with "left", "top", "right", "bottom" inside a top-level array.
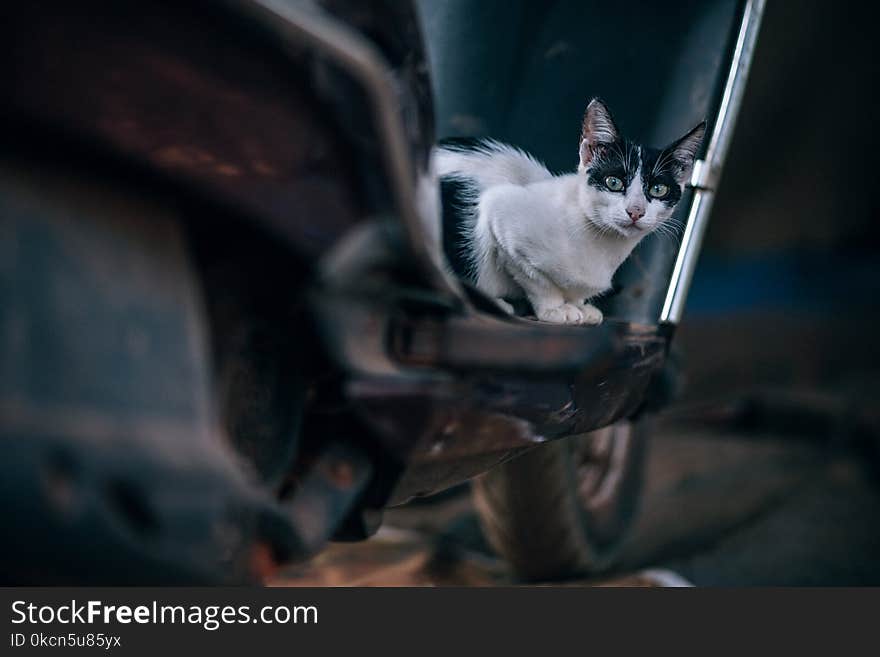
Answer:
[
  {"left": 579, "top": 98, "right": 619, "bottom": 169},
  {"left": 668, "top": 121, "right": 707, "bottom": 183}
]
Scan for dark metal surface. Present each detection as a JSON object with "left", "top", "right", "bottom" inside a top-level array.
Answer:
[
  {"left": 1, "top": 0, "right": 362, "bottom": 261},
  {"left": 0, "top": 160, "right": 274, "bottom": 583},
  {"left": 0, "top": 151, "right": 381, "bottom": 581},
  {"left": 284, "top": 441, "right": 373, "bottom": 554},
  {"left": 383, "top": 321, "right": 665, "bottom": 504},
  {"left": 188, "top": 215, "right": 311, "bottom": 489},
  {"left": 390, "top": 314, "right": 615, "bottom": 373}
]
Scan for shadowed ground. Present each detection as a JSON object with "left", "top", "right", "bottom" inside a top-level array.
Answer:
[
  {"left": 272, "top": 310, "right": 880, "bottom": 586},
  {"left": 272, "top": 413, "right": 880, "bottom": 586}
]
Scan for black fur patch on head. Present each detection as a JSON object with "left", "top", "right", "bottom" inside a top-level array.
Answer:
[
  {"left": 586, "top": 139, "right": 640, "bottom": 190},
  {"left": 639, "top": 146, "right": 685, "bottom": 208},
  {"left": 586, "top": 140, "right": 686, "bottom": 209}
]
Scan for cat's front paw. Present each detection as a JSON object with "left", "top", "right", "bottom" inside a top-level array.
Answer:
[
  {"left": 495, "top": 298, "right": 515, "bottom": 314},
  {"left": 578, "top": 303, "right": 604, "bottom": 325},
  {"left": 537, "top": 303, "right": 588, "bottom": 325}
]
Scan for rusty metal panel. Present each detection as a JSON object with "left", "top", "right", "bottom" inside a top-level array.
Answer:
[{"left": 1, "top": 0, "right": 361, "bottom": 260}]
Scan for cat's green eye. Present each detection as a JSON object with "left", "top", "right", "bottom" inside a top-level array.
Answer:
[
  {"left": 649, "top": 183, "right": 669, "bottom": 198},
  {"left": 604, "top": 176, "right": 624, "bottom": 191}
]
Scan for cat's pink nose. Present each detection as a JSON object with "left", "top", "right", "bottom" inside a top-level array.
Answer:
[{"left": 626, "top": 206, "right": 645, "bottom": 222}]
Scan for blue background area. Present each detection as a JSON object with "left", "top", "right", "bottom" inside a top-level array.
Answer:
[{"left": 685, "top": 251, "right": 879, "bottom": 317}]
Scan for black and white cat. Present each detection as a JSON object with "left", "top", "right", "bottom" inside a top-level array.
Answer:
[{"left": 436, "top": 99, "right": 705, "bottom": 325}]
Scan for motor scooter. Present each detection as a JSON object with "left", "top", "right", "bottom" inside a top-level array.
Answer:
[{"left": 0, "top": 0, "right": 763, "bottom": 583}]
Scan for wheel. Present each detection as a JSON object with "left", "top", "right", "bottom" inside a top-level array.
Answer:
[{"left": 471, "top": 419, "right": 647, "bottom": 581}]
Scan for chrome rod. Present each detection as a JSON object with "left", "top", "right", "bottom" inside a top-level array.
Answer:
[{"left": 660, "top": 0, "right": 765, "bottom": 324}]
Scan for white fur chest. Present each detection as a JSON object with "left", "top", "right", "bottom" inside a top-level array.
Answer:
[{"left": 480, "top": 175, "right": 636, "bottom": 300}]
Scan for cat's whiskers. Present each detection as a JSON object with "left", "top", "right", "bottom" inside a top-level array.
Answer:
[
  {"left": 649, "top": 220, "right": 684, "bottom": 245},
  {"left": 652, "top": 149, "right": 676, "bottom": 177}
]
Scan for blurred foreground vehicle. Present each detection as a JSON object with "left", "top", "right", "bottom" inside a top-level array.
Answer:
[{"left": 0, "top": 0, "right": 762, "bottom": 583}]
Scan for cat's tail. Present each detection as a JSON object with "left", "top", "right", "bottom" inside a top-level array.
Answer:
[{"left": 434, "top": 139, "right": 553, "bottom": 192}]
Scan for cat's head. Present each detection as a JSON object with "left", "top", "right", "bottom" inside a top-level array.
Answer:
[{"left": 577, "top": 98, "right": 705, "bottom": 238}]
